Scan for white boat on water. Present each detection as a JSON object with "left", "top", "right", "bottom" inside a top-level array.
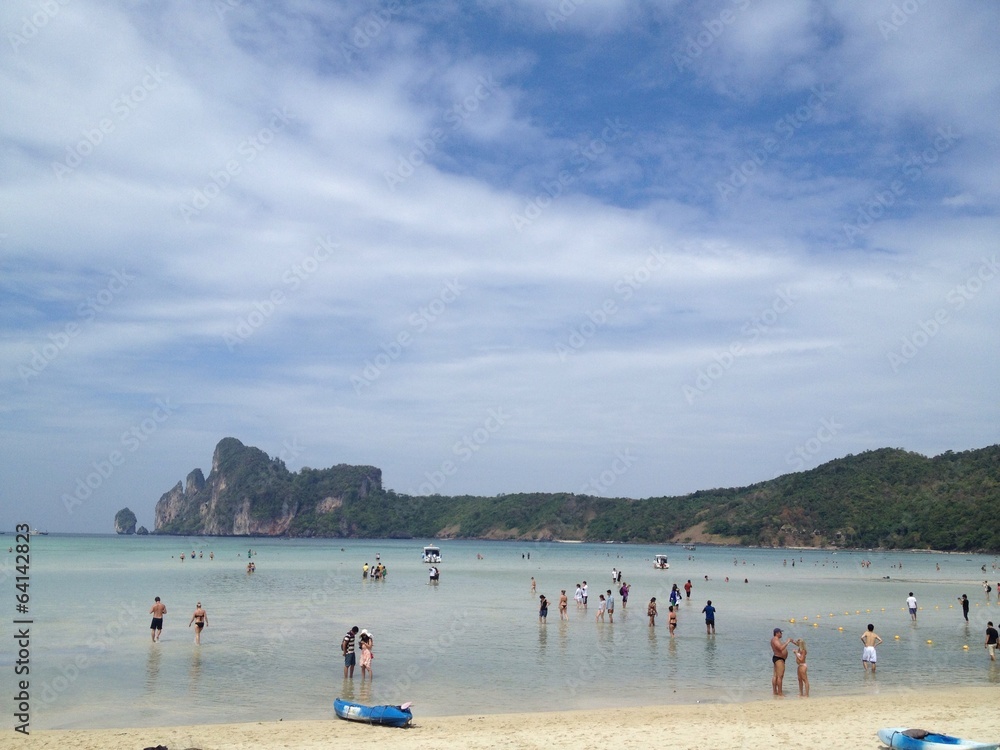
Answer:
[
  {"left": 31, "top": 528, "right": 48, "bottom": 536},
  {"left": 422, "top": 545, "right": 442, "bottom": 563},
  {"left": 653, "top": 554, "right": 669, "bottom": 569}
]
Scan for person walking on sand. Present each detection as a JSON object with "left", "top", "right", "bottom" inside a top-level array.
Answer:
[
  {"left": 539, "top": 594, "right": 549, "bottom": 624},
  {"left": 149, "top": 596, "right": 166, "bottom": 642},
  {"left": 906, "top": 592, "right": 918, "bottom": 621},
  {"left": 342, "top": 625, "right": 359, "bottom": 678},
  {"left": 861, "top": 623, "right": 882, "bottom": 673},
  {"left": 702, "top": 600, "right": 716, "bottom": 634},
  {"left": 959, "top": 594, "right": 970, "bottom": 622},
  {"left": 793, "top": 639, "right": 809, "bottom": 697},
  {"left": 771, "top": 627, "right": 793, "bottom": 696},
  {"left": 188, "top": 602, "right": 207, "bottom": 644},
  {"left": 647, "top": 597, "right": 657, "bottom": 626},
  {"left": 986, "top": 621, "right": 999, "bottom": 661},
  {"left": 559, "top": 590, "right": 568, "bottom": 620}
]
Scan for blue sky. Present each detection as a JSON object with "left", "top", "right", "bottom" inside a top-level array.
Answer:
[{"left": 2, "top": 0, "right": 998, "bottom": 534}]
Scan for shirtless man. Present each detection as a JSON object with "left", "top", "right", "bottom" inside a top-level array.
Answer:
[
  {"left": 771, "top": 627, "right": 794, "bottom": 696},
  {"left": 861, "top": 623, "right": 883, "bottom": 673},
  {"left": 188, "top": 602, "right": 208, "bottom": 644},
  {"left": 149, "top": 596, "right": 166, "bottom": 642}
]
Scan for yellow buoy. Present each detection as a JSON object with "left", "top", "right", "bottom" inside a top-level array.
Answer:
[
  {"left": 926, "top": 640, "right": 933, "bottom": 645},
  {"left": 838, "top": 626, "right": 844, "bottom": 631},
  {"left": 963, "top": 645, "right": 969, "bottom": 650},
  {"left": 813, "top": 622, "right": 818, "bottom": 628},
  {"left": 894, "top": 635, "right": 900, "bottom": 640},
  {"left": 790, "top": 618, "right": 796, "bottom": 623}
]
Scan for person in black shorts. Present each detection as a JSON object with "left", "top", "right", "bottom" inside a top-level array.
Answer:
[{"left": 149, "top": 596, "right": 166, "bottom": 642}]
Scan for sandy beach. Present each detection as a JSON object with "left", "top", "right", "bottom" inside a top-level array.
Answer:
[{"left": 16, "top": 686, "right": 1000, "bottom": 750}]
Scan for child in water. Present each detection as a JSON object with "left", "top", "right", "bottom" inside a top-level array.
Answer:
[{"left": 794, "top": 639, "right": 809, "bottom": 697}]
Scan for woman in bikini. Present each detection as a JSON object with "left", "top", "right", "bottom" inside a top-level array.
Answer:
[
  {"left": 647, "top": 597, "right": 657, "bottom": 626},
  {"left": 188, "top": 602, "right": 208, "bottom": 644},
  {"left": 794, "top": 639, "right": 809, "bottom": 696},
  {"left": 668, "top": 605, "right": 677, "bottom": 636}
]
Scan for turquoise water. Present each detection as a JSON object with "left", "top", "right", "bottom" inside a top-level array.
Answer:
[{"left": 4, "top": 535, "right": 1000, "bottom": 729}]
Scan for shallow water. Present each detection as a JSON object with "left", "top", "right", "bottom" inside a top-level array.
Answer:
[{"left": 5, "top": 535, "right": 1000, "bottom": 729}]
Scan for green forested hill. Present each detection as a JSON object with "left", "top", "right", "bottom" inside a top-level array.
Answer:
[{"left": 153, "top": 440, "right": 1000, "bottom": 551}]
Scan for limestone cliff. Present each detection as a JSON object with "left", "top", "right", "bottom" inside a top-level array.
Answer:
[{"left": 154, "top": 437, "right": 382, "bottom": 536}]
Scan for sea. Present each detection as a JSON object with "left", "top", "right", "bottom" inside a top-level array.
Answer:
[{"left": 4, "top": 534, "right": 1000, "bottom": 730}]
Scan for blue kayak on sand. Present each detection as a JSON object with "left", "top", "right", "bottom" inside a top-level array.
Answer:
[
  {"left": 878, "top": 727, "right": 998, "bottom": 750},
  {"left": 333, "top": 698, "right": 413, "bottom": 727}
]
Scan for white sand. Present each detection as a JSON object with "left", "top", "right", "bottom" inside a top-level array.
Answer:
[{"left": 16, "top": 686, "right": 1000, "bottom": 750}]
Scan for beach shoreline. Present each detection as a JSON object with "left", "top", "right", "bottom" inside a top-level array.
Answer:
[{"left": 16, "top": 686, "right": 1000, "bottom": 750}]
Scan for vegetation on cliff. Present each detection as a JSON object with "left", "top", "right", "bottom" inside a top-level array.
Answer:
[
  {"left": 153, "top": 440, "right": 1000, "bottom": 551},
  {"left": 114, "top": 507, "right": 137, "bottom": 534}
]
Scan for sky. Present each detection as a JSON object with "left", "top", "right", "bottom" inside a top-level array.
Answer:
[{"left": 2, "top": 0, "right": 998, "bottom": 534}]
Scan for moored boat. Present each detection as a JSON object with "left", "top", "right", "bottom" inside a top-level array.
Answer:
[
  {"left": 877, "top": 727, "right": 998, "bottom": 750},
  {"left": 422, "top": 545, "right": 441, "bottom": 563},
  {"left": 653, "top": 554, "right": 669, "bottom": 569},
  {"left": 333, "top": 698, "right": 412, "bottom": 727}
]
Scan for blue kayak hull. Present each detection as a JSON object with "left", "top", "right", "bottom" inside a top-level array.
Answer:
[
  {"left": 878, "top": 727, "right": 998, "bottom": 750},
  {"left": 333, "top": 698, "right": 412, "bottom": 727}
]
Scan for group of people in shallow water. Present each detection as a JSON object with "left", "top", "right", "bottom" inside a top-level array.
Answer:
[
  {"left": 362, "top": 561, "right": 388, "bottom": 580},
  {"left": 534, "top": 575, "right": 717, "bottom": 637}
]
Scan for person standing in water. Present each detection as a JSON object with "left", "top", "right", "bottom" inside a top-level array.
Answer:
[
  {"left": 188, "top": 602, "right": 208, "bottom": 644},
  {"left": 793, "top": 639, "right": 809, "bottom": 697},
  {"left": 861, "top": 623, "right": 882, "bottom": 673},
  {"left": 149, "top": 596, "right": 166, "bottom": 642}
]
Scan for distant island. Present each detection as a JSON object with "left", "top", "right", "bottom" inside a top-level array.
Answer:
[{"left": 151, "top": 437, "right": 1000, "bottom": 552}]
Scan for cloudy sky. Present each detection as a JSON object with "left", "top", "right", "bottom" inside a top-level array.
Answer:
[{"left": 2, "top": 1, "right": 998, "bottom": 534}]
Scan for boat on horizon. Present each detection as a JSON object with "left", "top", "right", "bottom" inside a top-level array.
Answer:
[{"left": 31, "top": 528, "right": 48, "bottom": 536}]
